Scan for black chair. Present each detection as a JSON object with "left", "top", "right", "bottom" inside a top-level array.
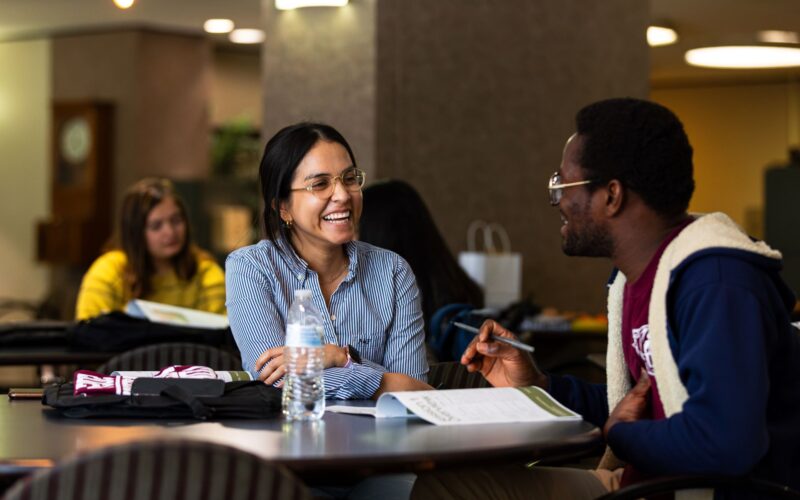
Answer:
[
  {"left": 596, "top": 475, "right": 800, "bottom": 500},
  {"left": 97, "top": 342, "right": 242, "bottom": 373},
  {"left": 428, "top": 361, "right": 492, "bottom": 390},
  {"left": 3, "top": 439, "right": 313, "bottom": 500}
]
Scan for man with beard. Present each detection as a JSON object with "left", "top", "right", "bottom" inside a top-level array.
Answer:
[{"left": 411, "top": 98, "right": 800, "bottom": 499}]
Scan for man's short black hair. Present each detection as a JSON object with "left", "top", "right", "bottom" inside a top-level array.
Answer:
[{"left": 575, "top": 97, "right": 695, "bottom": 217}]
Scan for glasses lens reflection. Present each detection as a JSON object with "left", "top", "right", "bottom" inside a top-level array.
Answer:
[
  {"left": 549, "top": 172, "right": 561, "bottom": 205},
  {"left": 307, "top": 169, "right": 365, "bottom": 198}
]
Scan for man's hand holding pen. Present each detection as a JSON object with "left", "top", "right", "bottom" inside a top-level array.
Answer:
[{"left": 460, "top": 319, "right": 549, "bottom": 390}]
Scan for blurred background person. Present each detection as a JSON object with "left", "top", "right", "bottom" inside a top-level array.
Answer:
[
  {"left": 75, "top": 178, "right": 226, "bottom": 320},
  {"left": 359, "top": 179, "right": 484, "bottom": 326}
]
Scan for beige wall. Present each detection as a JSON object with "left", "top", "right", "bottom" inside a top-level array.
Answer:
[
  {"left": 0, "top": 39, "right": 51, "bottom": 302},
  {"left": 261, "top": 0, "right": 377, "bottom": 176},
  {"left": 54, "top": 30, "right": 212, "bottom": 210},
  {"left": 210, "top": 48, "right": 262, "bottom": 128},
  {"left": 136, "top": 32, "right": 212, "bottom": 181},
  {"left": 652, "top": 82, "right": 800, "bottom": 238},
  {"left": 375, "top": 0, "right": 649, "bottom": 312}
]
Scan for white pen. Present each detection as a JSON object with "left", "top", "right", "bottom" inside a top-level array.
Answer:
[{"left": 452, "top": 322, "right": 535, "bottom": 353}]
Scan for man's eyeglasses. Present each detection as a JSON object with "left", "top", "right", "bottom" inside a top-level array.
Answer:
[
  {"left": 291, "top": 167, "right": 366, "bottom": 199},
  {"left": 548, "top": 172, "right": 594, "bottom": 206}
]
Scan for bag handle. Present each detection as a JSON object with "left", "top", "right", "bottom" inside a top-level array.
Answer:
[
  {"left": 466, "top": 220, "right": 486, "bottom": 252},
  {"left": 486, "top": 223, "right": 511, "bottom": 254},
  {"left": 160, "top": 384, "right": 214, "bottom": 420},
  {"left": 466, "top": 220, "right": 511, "bottom": 253}
]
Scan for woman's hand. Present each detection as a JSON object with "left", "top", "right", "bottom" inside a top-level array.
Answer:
[
  {"left": 461, "top": 319, "right": 547, "bottom": 389},
  {"left": 255, "top": 344, "right": 348, "bottom": 386},
  {"left": 255, "top": 346, "right": 286, "bottom": 386},
  {"left": 372, "top": 373, "right": 433, "bottom": 399},
  {"left": 323, "top": 344, "right": 348, "bottom": 368}
]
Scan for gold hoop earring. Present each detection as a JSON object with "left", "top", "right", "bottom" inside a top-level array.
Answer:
[{"left": 283, "top": 218, "right": 294, "bottom": 229}]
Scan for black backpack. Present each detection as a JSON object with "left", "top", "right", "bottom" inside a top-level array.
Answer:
[
  {"left": 66, "top": 312, "right": 234, "bottom": 352},
  {"left": 43, "top": 379, "right": 281, "bottom": 420}
]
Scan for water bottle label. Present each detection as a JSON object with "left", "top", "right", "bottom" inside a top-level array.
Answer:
[{"left": 286, "top": 324, "right": 323, "bottom": 347}]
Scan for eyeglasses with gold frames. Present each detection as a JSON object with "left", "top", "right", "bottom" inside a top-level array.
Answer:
[
  {"left": 548, "top": 172, "right": 594, "bottom": 206},
  {"left": 291, "top": 167, "right": 366, "bottom": 199}
]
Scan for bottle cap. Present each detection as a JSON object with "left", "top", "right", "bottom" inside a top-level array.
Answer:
[{"left": 294, "top": 289, "right": 312, "bottom": 300}]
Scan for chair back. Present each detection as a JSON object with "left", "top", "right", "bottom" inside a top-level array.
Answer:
[
  {"left": 3, "top": 439, "right": 313, "bottom": 500},
  {"left": 97, "top": 342, "right": 241, "bottom": 373},
  {"left": 428, "top": 361, "right": 492, "bottom": 390}
]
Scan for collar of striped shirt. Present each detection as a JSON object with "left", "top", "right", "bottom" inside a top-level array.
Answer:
[{"left": 274, "top": 237, "right": 359, "bottom": 282}]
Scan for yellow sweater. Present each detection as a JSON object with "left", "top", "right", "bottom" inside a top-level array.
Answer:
[{"left": 75, "top": 250, "right": 226, "bottom": 320}]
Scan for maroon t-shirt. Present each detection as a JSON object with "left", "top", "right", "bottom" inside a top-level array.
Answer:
[{"left": 619, "top": 219, "right": 692, "bottom": 488}]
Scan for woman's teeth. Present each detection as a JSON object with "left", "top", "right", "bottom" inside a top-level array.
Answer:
[{"left": 323, "top": 211, "right": 350, "bottom": 222}]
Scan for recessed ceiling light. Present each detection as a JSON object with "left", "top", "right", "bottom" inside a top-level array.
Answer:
[
  {"left": 275, "top": 0, "right": 349, "bottom": 10},
  {"left": 757, "top": 30, "right": 799, "bottom": 44},
  {"left": 229, "top": 29, "right": 266, "bottom": 44},
  {"left": 647, "top": 26, "right": 678, "bottom": 47},
  {"left": 204, "top": 19, "right": 235, "bottom": 34},
  {"left": 113, "top": 0, "right": 135, "bottom": 9},
  {"left": 685, "top": 46, "right": 800, "bottom": 69}
]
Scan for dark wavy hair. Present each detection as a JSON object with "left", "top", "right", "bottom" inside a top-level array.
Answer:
[
  {"left": 119, "top": 178, "right": 197, "bottom": 298},
  {"left": 359, "top": 180, "right": 484, "bottom": 322},
  {"left": 575, "top": 97, "right": 695, "bottom": 217},
  {"left": 259, "top": 122, "right": 357, "bottom": 246}
]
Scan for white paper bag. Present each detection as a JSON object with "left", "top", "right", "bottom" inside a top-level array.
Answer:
[{"left": 458, "top": 221, "right": 522, "bottom": 308}]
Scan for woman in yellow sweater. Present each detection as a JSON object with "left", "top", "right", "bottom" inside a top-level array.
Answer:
[{"left": 75, "top": 178, "right": 226, "bottom": 320}]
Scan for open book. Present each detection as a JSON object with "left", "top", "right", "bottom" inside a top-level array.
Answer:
[
  {"left": 327, "top": 386, "right": 581, "bottom": 425},
  {"left": 126, "top": 299, "right": 229, "bottom": 330}
]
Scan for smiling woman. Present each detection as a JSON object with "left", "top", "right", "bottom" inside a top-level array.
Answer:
[
  {"left": 74, "top": 178, "right": 226, "bottom": 320},
  {"left": 225, "top": 122, "right": 431, "bottom": 400}
]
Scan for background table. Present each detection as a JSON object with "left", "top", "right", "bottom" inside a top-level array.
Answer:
[
  {"left": 0, "top": 399, "right": 602, "bottom": 483},
  {"left": 520, "top": 329, "right": 607, "bottom": 384},
  {"left": 0, "top": 348, "right": 114, "bottom": 366}
]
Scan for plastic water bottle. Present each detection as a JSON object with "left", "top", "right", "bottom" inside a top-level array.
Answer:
[{"left": 283, "top": 289, "right": 325, "bottom": 421}]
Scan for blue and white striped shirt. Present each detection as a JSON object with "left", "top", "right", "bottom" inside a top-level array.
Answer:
[{"left": 225, "top": 238, "right": 428, "bottom": 400}]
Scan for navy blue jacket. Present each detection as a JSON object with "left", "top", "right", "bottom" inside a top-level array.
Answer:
[{"left": 549, "top": 248, "right": 800, "bottom": 498}]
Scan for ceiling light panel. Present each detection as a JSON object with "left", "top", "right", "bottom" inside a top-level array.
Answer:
[
  {"left": 275, "top": 0, "right": 349, "bottom": 10},
  {"left": 647, "top": 26, "right": 678, "bottom": 47},
  {"left": 685, "top": 46, "right": 800, "bottom": 69},
  {"left": 757, "top": 30, "right": 799, "bottom": 44},
  {"left": 229, "top": 29, "right": 265, "bottom": 44},
  {"left": 204, "top": 19, "right": 234, "bottom": 34}
]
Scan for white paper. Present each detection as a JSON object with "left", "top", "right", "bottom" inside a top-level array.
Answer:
[
  {"left": 327, "top": 406, "right": 381, "bottom": 417},
  {"left": 126, "top": 299, "right": 229, "bottom": 330},
  {"left": 327, "top": 387, "right": 581, "bottom": 426}
]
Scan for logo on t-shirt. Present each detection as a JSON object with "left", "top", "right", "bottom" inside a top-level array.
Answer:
[{"left": 631, "top": 324, "right": 655, "bottom": 376}]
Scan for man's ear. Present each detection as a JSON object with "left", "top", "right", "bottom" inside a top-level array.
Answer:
[{"left": 605, "top": 179, "right": 625, "bottom": 217}]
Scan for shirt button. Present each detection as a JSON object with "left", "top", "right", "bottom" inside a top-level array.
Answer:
[
  {"left": 297, "top": 274, "right": 303, "bottom": 280},
  {"left": 331, "top": 314, "right": 336, "bottom": 321}
]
